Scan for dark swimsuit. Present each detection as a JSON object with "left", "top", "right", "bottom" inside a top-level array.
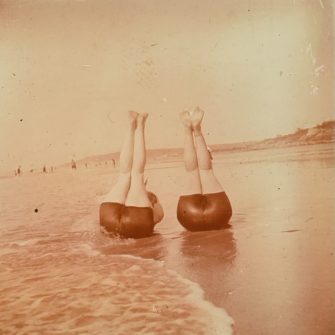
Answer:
[
  {"left": 177, "top": 192, "right": 232, "bottom": 231},
  {"left": 100, "top": 203, "right": 155, "bottom": 238}
]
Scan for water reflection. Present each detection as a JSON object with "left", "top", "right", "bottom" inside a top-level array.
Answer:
[
  {"left": 179, "top": 229, "right": 236, "bottom": 263},
  {"left": 162, "top": 228, "right": 237, "bottom": 307},
  {"left": 96, "top": 225, "right": 237, "bottom": 308}
]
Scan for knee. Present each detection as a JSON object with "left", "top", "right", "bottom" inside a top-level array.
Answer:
[
  {"left": 130, "top": 171, "right": 144, "bottom": 182},
  {"left": 117, "top": 172, "right": 131, "bottom": 185},
  {"left": 121, "top": 172, "right": 131, "bottom": 179},
  {"left": 129, "top": 172, "right": 146, "bottom": 191},
  {"left": 199, "top": 168, "right": 215, "bottom": 178}
]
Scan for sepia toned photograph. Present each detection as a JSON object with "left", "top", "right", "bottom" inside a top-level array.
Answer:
[{"left": 0, "top": 0, "right": 334, "bottom": 334}]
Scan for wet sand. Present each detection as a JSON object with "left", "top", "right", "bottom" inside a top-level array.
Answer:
[
  {"left": 100, "top": 144, "right": 335, "bottom": 334},
  {"left": 1, "top": 143, "right": 334, "bottom": 334}
]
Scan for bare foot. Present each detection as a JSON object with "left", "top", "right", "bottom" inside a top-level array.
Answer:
[
  {"left": 179, "top": 110, "right": 192, "bottom": 128},
  {"left": 127, "top": 110, "right": 138, "bottom": 129},
  {"left": 190, "top": 106, "right": 204, "bottom": 132},
  {"left": 137, "top": 112, "right": 149, "bottom": 126},
  {"left": 128, "top": 110, "right": 138, "bottom": 123}
]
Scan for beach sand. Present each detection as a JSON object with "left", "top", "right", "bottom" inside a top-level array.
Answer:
[{"left": 0, "top": 143, "right": 334, "bottom": 334}]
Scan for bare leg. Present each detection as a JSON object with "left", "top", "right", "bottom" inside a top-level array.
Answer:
[
  {"left": 125, "top": 113, "right": 152, "bottom": 207},
  {"left": 180, "top": 110, "right": 202, "bottom": 195},
  {"left": 191, "top": 107, "right": 223, "bottom": 194},
  {"left": 103, "top": 111, "right": 137, "bottom": 203}
]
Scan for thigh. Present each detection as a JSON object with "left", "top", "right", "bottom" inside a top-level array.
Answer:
[
  {"left": 103, "top": 173, "right": 131, "bottom": 204},
  {"left": 125, "top": 172, "right": 152, "bottom": 207},
  {"left": 199, "top": 169, "right": 223, "bottom": 194},
  {"left": 182, "top": 170, "right": 202, "bottom": 195}
]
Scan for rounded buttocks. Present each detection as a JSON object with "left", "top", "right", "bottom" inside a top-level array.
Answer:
[{"left": 177, "top": 192, "right": 232, "bottom": 231}]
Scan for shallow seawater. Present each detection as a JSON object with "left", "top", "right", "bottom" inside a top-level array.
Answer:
[
  {"left": 0, "top": 236, "right": 231, "bottom": 335},
  {"left": 1, "top": 143, "right": 334, "bottom": 335},
  {"left": 0, "top": 159, "right": 234, "bottom": 334}
]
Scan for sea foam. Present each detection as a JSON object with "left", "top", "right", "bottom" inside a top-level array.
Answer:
[{"left": 0, "top": 238, "right": 233, "bottom": 335}]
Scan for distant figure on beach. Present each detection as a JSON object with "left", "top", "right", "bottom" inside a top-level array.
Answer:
[
  {"left": 17, "top": 166, "right": 21, "bottom": 176},
  {"left": 100, "top": 111, "right": 164, "bottom": 238},
  {"left": 14, "top": 170, "right": 17, "bottom": 176},
  {"left": 177, "top": 107, "right": 232, "bottom": 231},
  {"left": 112, "top": 158, "right": 115, "bottom": 168},
  {"left": 71, "top": 159, "right": 77, "bottom": 169},
  {"left": 43, "top": 165, "right": 47, "bottom": 173}
]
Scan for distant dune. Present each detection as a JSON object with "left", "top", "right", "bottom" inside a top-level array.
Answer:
[
  {"left": 209, "top": 120, "right": 335, "bottom": 154},
  {"left": 246, "top": 120, "right": 335, "bottom": 149}
]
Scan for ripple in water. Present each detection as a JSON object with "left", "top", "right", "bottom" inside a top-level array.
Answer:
[{"left": 0, "top": 234, "right": 233, "bottom": 335}]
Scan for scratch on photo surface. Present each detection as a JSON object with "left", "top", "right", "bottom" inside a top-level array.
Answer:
[
  {"left": 305, "top": 43, "right": 316, "bottom": 65},
  {"left": 281, "top": 229, "right": 300, "bottom": 233},
  {"left": 314, "top": 64, "right": 325, "bottom": 77}
]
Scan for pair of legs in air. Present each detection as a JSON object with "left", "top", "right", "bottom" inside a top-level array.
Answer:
[
  {"left": 100, "top": 108, "right": 232, "bottom": 238},
  {"left": 99, "top": 111, "right": 163, "bottom": 238},
  {"left": 177, "top": 107, "right": 232, "bottom": 231}
]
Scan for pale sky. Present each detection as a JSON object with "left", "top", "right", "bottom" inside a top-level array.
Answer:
[{"left": 0, "top": 0, "right": 334, "bottom": 172}]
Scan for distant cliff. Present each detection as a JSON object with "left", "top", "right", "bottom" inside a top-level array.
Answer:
[
  {"left": 183, "top": 120, "right": 335, "bottom": 156},
  {"left": 253, "top": 120, "right": 335, "bottom": 147}
]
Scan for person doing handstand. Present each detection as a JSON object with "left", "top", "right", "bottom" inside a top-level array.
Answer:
[
  {"left": 100, "top": 111, "right": 164, "bottom": 238},
  {"left": 177, "top": 107, "right": 232, "bottom": 231}
]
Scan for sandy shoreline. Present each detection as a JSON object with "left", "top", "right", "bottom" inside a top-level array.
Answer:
[
  {"left": 1, "top": 143, "right": 334, "bottom": 334},
  {"left": 98, "top": 143, "right": 335, "bottom": 334}
]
